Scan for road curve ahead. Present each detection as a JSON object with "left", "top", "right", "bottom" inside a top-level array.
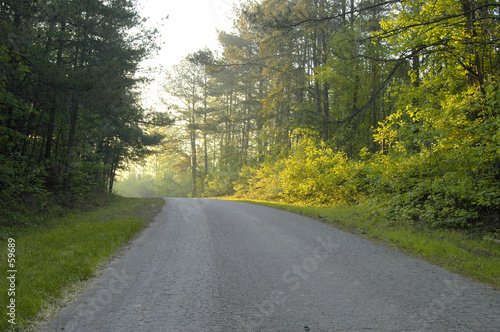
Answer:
[{"left": 45, "top": 198, "right": 500, "bottom": 331}]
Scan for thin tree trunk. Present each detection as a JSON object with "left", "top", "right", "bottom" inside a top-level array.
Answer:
[
  {"left": 45, "top": 22, "right": 66, "bottom": 161},
  {"left": 108, "top": 155, "right": 119, "bottom": 193},
  {"left": 321, "top": 30, "right": 329, "bottom": 142},
  {"left": 64, "top": 96, "right": 78, "bottom": 195},
  {"left": 191, "top": 129, "right": 197, "bottom": 197},
  {"left": 313, "top": 32, "right": 322, "bottom": 131},
  {"left": 203, "top": 75, "right": 208, "bottom": 181},
  {"left": 191, "top": 84, "right": 197, "bottom": 196}
]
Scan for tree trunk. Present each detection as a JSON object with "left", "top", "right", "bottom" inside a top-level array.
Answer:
[
  {"left": 108, "top": 155, "right": 120, "bottom": 193},
  {"left": 191, "top": 87, "right": 197, "bottom": 196},
  {"left": 321, "top": 30, "right": 329, "bottom": 142},
  {"left": 191, "top": 129, "right": 197, "bottom": 197},
  {"left": 352, "top": 2, "right": 362, "bottom": 121},
  {"left": 64, "top": 96, "right": 79, "bottom": 195},
  {"left": 313, "top": 32, "right": 322, "bottom": 132},
  {"left": 203, "top": 75, "right": 208, "bottom": 181},
  {"left": 461, "top": 0, "right": 485, "bottom": 120},
  {"left": 412, "top": 51, "right": 420, "bottom": 88},
  {"left": 45, "top": 22, "right": 66, "bottom": 161}
]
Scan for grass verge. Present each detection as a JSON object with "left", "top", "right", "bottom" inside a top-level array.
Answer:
[
  {"left": 0, "top": 195, "right": 164, "bottom": 332},
  {"left": 227, "top": 198, "right": 500, "bottom": 290}
]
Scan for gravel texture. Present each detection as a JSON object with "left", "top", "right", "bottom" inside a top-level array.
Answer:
[{"left": 44, "top": 198, "right": 500, "bottom": 331}]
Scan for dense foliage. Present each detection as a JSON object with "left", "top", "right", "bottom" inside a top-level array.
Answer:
[
  {"left": 0, "top": 0, "right": 168, "bottom": 225},
  {"left": 125, "top": 0, "right": 500, "bottom": 230}
]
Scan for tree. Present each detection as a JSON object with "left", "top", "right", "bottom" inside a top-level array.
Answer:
[
  {"left": 188, "top": 49, "right": 216, "bottom": 183},
  {"left": 153, "top": 0, "right": 498, "bottom": 229},
  {"left": 165, "top": 58, "right": 206, "bottom": 196}
]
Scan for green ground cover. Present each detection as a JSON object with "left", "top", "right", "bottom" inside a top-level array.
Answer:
[{"left": 0, "top": 196, "right": 164, "bottom": 332}]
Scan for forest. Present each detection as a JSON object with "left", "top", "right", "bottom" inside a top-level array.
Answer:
[
  {"left": 2, "top": 0, "right": 499, "bottom": 231},
  {"left": 117, "top": 0, "right": 500, "bottom": 231},
  {"left": 0, "top": 0, "right": 171, "bottom": 225}
]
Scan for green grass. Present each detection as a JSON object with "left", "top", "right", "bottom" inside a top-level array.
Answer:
[
  {"left": 226, "top": 198, "right": 500, "bottom": 289},
  {"left": 0, "top": 195, "right": 164, "bottom": 332}
]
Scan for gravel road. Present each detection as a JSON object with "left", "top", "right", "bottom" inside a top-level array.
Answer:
[{"left": 44, "top": 198, "right": 500, "bottom": 331}]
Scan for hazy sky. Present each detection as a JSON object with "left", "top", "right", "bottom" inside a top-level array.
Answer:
[
  {"left": 137, "top": 0, "right": 241, "bottom": 108},
  {"left": 140, "top": 0, "right": 239, "bottom": 68}
]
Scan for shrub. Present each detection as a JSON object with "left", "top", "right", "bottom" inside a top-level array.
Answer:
[
  {"left": 204, "top": 171, "right": 236, "bottom": 197},
  {"left": 0, "top": 153, "right": 45, "bottom": 226}
]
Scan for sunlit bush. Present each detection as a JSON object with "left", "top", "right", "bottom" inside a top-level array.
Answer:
[
  {"left": 236, "top": 134, "right": 364, "bottom": 206},
  {"left": 372, "top": 83, "right": 500, "bottom": 228},
  {"left": 235, "top": 86, "right": 500, "bottom": 229},
  {"left": 204, "top": 171, "right": 236, "bottom": 197}
]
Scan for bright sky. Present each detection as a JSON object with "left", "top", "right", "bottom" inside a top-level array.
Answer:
[{"left": 137, "top": 0, "right": 241, "bottom": 109}]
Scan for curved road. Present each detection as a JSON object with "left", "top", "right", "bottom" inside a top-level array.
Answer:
[{"left": 45, "top": 198, "right": 500, "bottom": 331}]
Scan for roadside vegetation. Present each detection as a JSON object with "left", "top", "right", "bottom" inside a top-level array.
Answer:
[
  {"left": 0, "top": 0, "right": 171, "bottom": 228},
  {"left": 0, "top": 195, "right": 164, "bottom": 332}
]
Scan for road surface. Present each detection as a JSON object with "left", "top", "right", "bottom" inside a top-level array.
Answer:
[{"left": 45, "top": 198, "right": 500, "bottom": 331}]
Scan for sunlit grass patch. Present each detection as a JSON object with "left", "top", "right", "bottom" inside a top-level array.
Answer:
[{"left": 0, "top": 196, "right": 164, "bottom": 331}]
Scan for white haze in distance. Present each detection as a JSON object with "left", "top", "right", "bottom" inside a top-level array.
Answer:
[{"left": 137, "top": 0, "right": 240, "bottom": 109}]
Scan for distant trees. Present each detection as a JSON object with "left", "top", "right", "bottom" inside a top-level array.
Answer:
[{"left": 0, "top": 0, "right": 169, "bottom": 223}]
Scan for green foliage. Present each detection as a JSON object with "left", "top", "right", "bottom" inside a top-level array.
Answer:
[
  {"left": 279, "top": 136, "right": 359, "bottom": 205},
  {"left": 232, "top": 0, "right": 500, "bottom": 230},
  {"left": 236, "top": 133, "right": 364, "bottom": 206},
  {"left": 0, "top": 153, "right": 45, "bottom": 226},
  {"left": 370, "top": 84, "right": 500, "bottom": 228},
  {"left": 69, "top": 160, "right": 107, "bottom": 199},
  {"left": 203, "top": 171, "right": 237, "bottom": 197},
  {"left": 237, "top": 92, "right": 500, "bottom": 228},
  {"left": 235, "top": 159, "right": 285, "bottom": 201}
]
